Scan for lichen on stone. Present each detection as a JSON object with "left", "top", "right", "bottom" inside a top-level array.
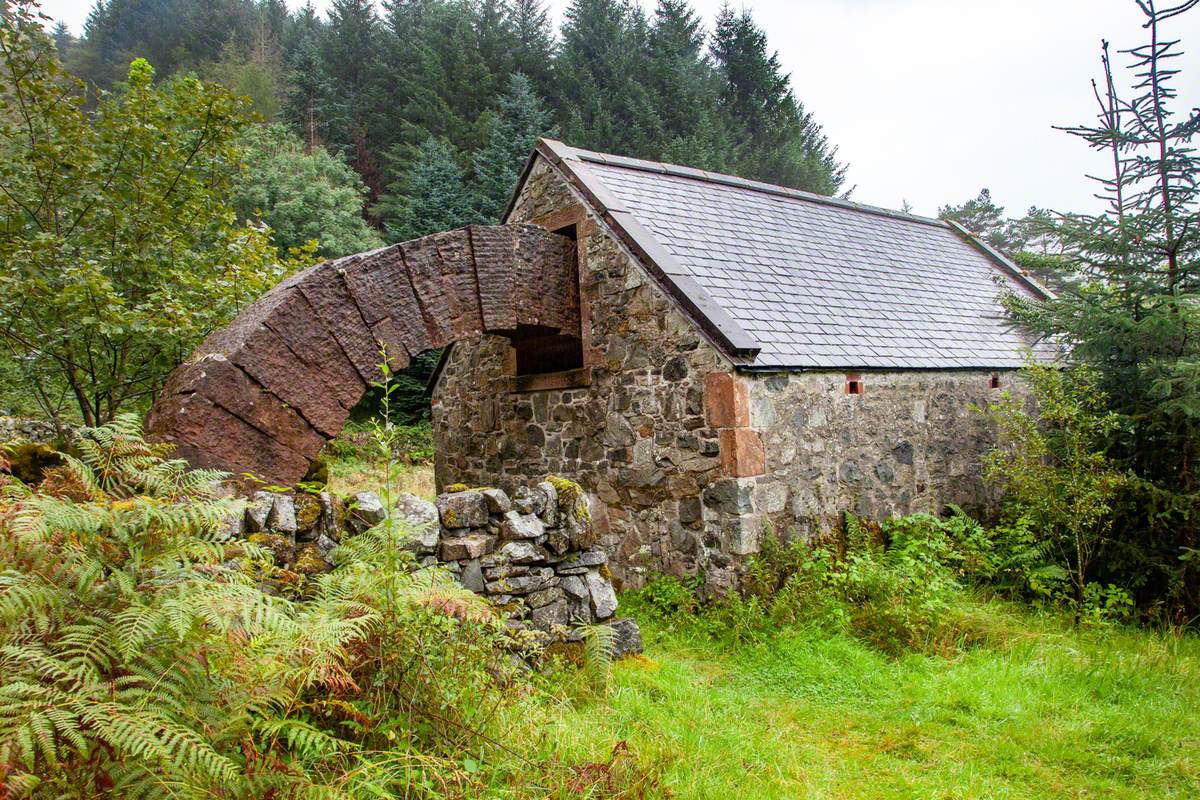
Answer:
[
  {"left": 545, "top": 475, "right": 588, "bottom": 521},
  {"left": 292, "top": 543, "right": 326, "bottom": 575},
  {"left": 293, "top": 494, "right": 322, "bottom": 530},
  {"left": 444, "top": 483, "right": 469, "bottom": 494}
]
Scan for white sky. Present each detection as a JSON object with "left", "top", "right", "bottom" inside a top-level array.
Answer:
[{"left": 40, "top": 0, "right": 1200, "bottom": 217}]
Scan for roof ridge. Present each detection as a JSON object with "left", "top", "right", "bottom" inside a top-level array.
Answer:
[{"left": 546, "top": 139, "right": 950, "bottom": 230}]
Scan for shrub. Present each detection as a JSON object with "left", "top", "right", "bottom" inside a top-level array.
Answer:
[{"left": 983, "top": 360, "right": 1129, "bottom": 620}]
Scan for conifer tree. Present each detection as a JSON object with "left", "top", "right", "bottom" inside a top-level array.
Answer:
[
  {"left": 710, "top": 4, "right": 843, "bottom": 193},
  {"left": 555, "top": 0, "right": 662, "bottom": 156},
  {"left": 472, "top": 73, "right": 557, "bottom": 222},
  {"left": 1011, "top": 0, "right": 1200, "bottom": 614},
  {"left": 383, "top": 137, "right": 475, "bottom": 242},
  {"left": 321, "top": 0, "right": 390, "bottom": 200},
  {"left": 647, "top": 0, "right": 732, "bottom": 170}
]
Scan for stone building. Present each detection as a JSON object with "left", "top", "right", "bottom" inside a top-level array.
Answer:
[{"left": 432, "top": 139, "right": 1050, "bottom": 592}]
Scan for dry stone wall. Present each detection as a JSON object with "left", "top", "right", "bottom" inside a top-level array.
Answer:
[{"left": 218, "top": 480, "right": 641, "bottom": 657}]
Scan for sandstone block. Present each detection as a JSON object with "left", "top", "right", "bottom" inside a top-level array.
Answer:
[
  {"left": 719, "top": 428, "right": 765, "bottom": 477},
  {"left": 704, "top": 372, "right": 750, "bottom": 428}
]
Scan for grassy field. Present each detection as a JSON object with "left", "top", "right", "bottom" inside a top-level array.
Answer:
[{"left": 530, "top": 600, "right": 1200, "bottom": 799}]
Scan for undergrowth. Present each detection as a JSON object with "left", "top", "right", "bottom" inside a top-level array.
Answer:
[{"left": 0, "top": 416, "right": 653, "bottom": 798}]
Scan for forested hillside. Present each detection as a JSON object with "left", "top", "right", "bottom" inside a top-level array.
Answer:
[{"left": 55, "top": 0, "right": 844, "bottom": 243}]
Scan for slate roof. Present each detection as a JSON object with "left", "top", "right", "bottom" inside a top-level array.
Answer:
[{"left": 514, "top": 140, "right": 1052, "bottom": 371}]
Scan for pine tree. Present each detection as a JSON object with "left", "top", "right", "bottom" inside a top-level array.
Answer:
[
  {"left": 472, "top": 73, "right": 557, "bottom": 222},
  {"left": 383, "top": 137, "right": 475, "bottom": 242},
  {"left": 939, "top": 188, "right": 1012, "bottom": 250}
]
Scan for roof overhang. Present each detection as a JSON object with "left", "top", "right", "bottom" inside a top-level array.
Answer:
[{"left": 504, "top": 139, "right": 762, "bottom": 361}]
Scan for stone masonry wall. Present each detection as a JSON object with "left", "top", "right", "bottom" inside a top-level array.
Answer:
[
  {"left": 433, "top": 157, "right": 751, "bottom": 592},
  {"left": 743, "top": 369, "right": 1020, "bottom": 541}
]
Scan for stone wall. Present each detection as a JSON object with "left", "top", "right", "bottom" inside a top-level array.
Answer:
[
  {"left": 743, "top": 370, "right": 1018, "bottom": 543},
  {"left": 433, "top": 157, "right": 747, "bottom": 592},
  {"left": 218, "top": 480, "right": 641, "bottom": 657}
]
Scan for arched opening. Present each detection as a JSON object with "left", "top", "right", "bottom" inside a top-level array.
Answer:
[{"left": 145, "top": 224, "right": 579, "bottom": 487}]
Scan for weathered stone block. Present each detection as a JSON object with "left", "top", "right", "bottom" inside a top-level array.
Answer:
[
  {"left": 267, "top": 495, "right": 297, "bottom": 535},
  {"left": 498, "top": 540, "right": 541, "bottom": 564},
  {"left": 347, "top": 491, "right": 385, "bottom": 533},
  {"left": 245, "top": 491, "right": 274, "bottom": 533},
  {"left": 585, "top": 568, "right": 618, "bottom": 620},
  {"left": 437, "top": 491, "right": 489, "bottom": 529},
  {"left": 704, "top": 372, "right": 750, "bottom": 428},
  {"left": 501, "top": 510, "right": 545, "bottom": 540},
  {"left": 481, "top": 487, "right": 511, "bottom": 513},
  {"left": 459, "top": 559, "right": 485, "bottom": 593},
  {"left": 530, "top": 598, "right": 570, "bottom": 629},
  {"left": 440, "top": 534, "right": 496, "bottom": 561},
  {"left": 605, "top": 617, "right": 643, "bottom": 658}
]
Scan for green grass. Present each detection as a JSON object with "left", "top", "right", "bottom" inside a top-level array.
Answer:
[{"left": 530, "top": 600, "right": 1200, "bottom": 799}]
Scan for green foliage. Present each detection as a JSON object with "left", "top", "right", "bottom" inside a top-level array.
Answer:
[
  {"left": 0, "top": 414, "right": 587, "bottom": 797},
  {"left": 0, "top": 5, "right": 301, "bottom": 428},
  {"left": 231, "top": 123, "right": 383, "bottom": 257},
  {"left": 381, "top": 137, "right": 476, "bottom": 242},
  {"left": 472, "top": 72, "right": 557, "bottom": 222},
  {"left": 1006, "top": 4, "right": 1200, "bottom": 617},
  {"left": 983, "top": 359, "right": 1129, "bottom": 618},
  {"left": 69, "top": 0, "right": 846, "bottom": 235}
]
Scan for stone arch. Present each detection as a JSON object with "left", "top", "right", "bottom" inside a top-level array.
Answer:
[{"left": 145, "top": 224, "right": 578, "bottom": 485}]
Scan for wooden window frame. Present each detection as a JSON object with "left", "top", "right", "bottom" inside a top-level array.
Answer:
[{"left": 504, "top": 204, "right": 597, "bottom": 393}]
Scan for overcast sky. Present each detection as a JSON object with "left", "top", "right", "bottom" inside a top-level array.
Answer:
[{"left": 40, "top": 0, "right": 1200, "bottom": 217}]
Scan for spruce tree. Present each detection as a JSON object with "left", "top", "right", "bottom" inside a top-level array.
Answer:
[
  {"left": 1010, "top": 1, "right": 1200, "bottom": 614},
  {"left": 555, "top": 0, "right": 662, "bottom": 156},
  {"left": 321, "top": 0, "right": 390, "bottom": 201},
  {"left": 472, "top": 73, "right": 557, "bottom": 222},
  {"left": 383, "top": 137, "right": 475, "bottom": 242},
  {"left": 647, "top": 0, "right": 732, "bottom": 170},
  {"left": 710, "top": 4, "right": 843, "bottom": 193}
]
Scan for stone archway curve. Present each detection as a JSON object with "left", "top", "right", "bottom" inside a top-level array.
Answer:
[{"left": 146, "top": 224, "right": 578, "bottom": 485}]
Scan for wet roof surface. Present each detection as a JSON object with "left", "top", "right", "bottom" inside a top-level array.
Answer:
[{"left": 571, "top": 149, "right": 1047, "bottom": 369}]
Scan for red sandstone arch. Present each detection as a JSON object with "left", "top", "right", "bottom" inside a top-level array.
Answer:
[{"left": 146, "top": 224, "right": 578, "bottom": 485}]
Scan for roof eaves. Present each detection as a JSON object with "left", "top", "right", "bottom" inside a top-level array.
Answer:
[
  {"left": 943, "top": 220, "right": 1056, "bottom": 300},
  {"left": 535, "top": 138, "right": 761, "bottom": 359}
]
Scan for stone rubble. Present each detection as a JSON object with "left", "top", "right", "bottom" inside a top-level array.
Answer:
[
  {"left": 224, "top": 478, "right": 641, "bottom": 658},
  {"left": 428, "top": 480, "right": 639, "bottom": 651}
]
